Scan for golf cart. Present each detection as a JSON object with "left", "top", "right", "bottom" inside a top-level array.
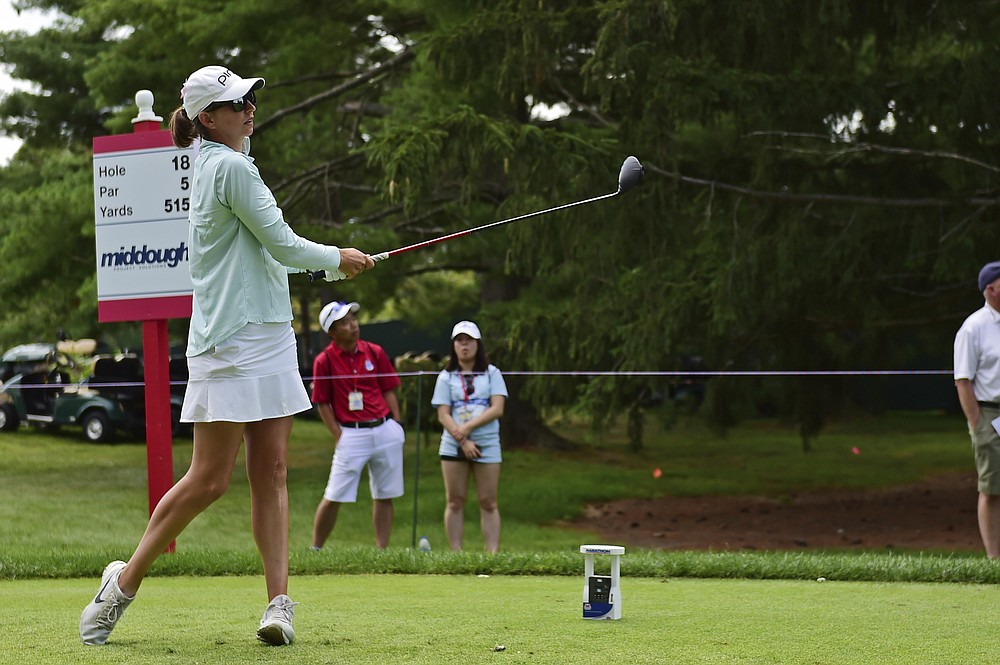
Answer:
[
  {"left": 0, "top": 351, "right": 183, "bottom": 443},
  {"left": 0, "top": 343, "right": 67, "bottom": 383}
]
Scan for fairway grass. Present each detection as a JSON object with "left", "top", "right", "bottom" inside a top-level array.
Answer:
[
  {"left": 5, "top": 574, "right": 996, "bottom": 664},
  {"left": 2, "top": 412, "right": 994, "bottom": 663},
  {"left": 0, "top": 412, "right": 976, "bottom": 569}
]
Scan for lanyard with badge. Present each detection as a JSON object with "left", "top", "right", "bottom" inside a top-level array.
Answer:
[
  {"left": 348, "top": 351, "right": 375, "bottom": 411},
  {"left": 455, "top": 373, "right": 476, "bottom": 423}
]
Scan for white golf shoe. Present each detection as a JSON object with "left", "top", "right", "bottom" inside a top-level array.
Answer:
[
  {"left": 79, "top": 560, "right": 134, "bottom": 645},
  {"left": 256, "top": 594, "right": 298, "bottom": 646}
]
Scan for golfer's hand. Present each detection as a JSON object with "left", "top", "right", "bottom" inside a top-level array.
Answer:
[{"left": 338, "top": 248, "right": 375, "bottom": 279}]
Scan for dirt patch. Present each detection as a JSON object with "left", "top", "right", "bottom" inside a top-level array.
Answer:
[{"left": 565, "top": 472, "right": 984, "bottom": 553}]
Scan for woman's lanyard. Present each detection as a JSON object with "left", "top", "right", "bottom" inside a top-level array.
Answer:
[{"left": 460, "top": 372, "right": 476, "bottom": 402}]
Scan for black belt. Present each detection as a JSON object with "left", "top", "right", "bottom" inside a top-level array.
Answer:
[
  {"left": 340, "top": 416, "right": 389, "bottom": 429},
  {"left": 978, "top": 401, "right": 1000, "bottom": 409}
]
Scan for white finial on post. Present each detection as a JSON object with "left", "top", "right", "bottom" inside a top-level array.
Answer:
[{"left": 132, "top": 89, "right": 163, "bottom": 124}]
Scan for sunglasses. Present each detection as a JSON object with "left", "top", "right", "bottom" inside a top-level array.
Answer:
[{"left": 206, "top": 89, "right": 256, "bottom": 113}]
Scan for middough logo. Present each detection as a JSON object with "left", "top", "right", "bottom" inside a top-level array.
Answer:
[{"left": 101, "top": 243, "right": 189, "bottom": 270}]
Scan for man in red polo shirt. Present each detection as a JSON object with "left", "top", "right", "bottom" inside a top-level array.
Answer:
[{"left": 310, "top": 301, "right": 404, "bottom": 549}]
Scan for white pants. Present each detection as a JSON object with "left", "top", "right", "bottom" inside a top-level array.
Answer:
[{"left": 323, "top": 419, "right": 405, "bottom": 502}]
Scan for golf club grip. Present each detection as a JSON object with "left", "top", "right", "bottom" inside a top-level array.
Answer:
[{"left": 305, "top": 253, "right": 383, "bottom": 280}]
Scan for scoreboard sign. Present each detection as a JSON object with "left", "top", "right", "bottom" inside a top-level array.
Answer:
[{"left": 92, "top": 129, "right": 196, "bottom": 322}]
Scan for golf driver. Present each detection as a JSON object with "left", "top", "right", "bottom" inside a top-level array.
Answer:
[{"left": 310, "top": 155, "right": 643, "bottom": 280}]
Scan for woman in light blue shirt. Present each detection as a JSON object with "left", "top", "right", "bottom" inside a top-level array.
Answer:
[
  {"left": 431, "top": 321, "right": 508, "bottom": 552},
  {"left": 79, "top": 65, "right": 373, "bottom": 648}
]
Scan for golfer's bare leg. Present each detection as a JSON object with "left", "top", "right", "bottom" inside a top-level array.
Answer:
[
  {"left": 245, "top": 416, "right": 293, "bottom": 600},
  {"left": 118, "top": 421, "right": 245, "bottom": 596}
]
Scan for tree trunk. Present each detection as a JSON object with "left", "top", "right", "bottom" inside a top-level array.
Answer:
[{"left": 500, "top": 396, "right": 577, "bottom": 451}]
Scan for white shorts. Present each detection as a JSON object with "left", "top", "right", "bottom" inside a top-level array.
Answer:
[
  {"left": 181, "top": 322, "right": 311, "bottom": 423},
  {"left": 323, "top": 419, "right": 406, "bottom": 502}
]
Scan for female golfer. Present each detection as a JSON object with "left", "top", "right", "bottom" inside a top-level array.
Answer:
[
  {"left": 431, "top": 321, "right": 508, "bottom": 552},
  {"left": 79, "top": 65, "right": 373, "bottom": 647}
]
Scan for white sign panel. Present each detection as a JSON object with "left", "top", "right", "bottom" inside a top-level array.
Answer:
[{"left": 92, "top": 133, "right": 196, "bottom": 314}]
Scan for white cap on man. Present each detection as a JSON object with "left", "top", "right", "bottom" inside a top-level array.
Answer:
[
  {"left": 181, "top": 65, "right": 265, "bottom": 118},
  {"left": 319, "top": 301, "right": 360, "bottom": 333},
  {"left": 451, "top": 321, "right": 482, "bottom": 340}
]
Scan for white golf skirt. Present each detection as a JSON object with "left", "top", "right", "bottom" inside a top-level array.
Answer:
[{"left": 180, "top": 322, "right": 311, "bottom": 423}]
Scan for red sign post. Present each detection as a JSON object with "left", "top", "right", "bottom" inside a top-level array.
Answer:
[{"left": 92, "top": 91, "right": 196, "bottom": 552}]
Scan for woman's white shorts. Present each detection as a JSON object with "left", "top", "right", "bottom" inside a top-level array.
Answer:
[{"left": 180, "top": 322, "right": 311, "bottom": 423}]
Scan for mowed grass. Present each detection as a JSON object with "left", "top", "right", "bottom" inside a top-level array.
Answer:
[
  {"left": 0, "top": 414, "right": 975, "bottom": 577},
  {"left": 548, "top": 409, "right": 974, "bottom": 497},
  {"left": 6, "top": 574, "right": 998, "bottom": 664},
  {"left": 0, "top": 409, "right": 982, "bottom": 579},
  {"left": 1, "top": 409, "right": 995, "bottom": 663}
]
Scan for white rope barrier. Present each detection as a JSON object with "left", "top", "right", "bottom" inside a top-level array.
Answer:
[{"left": 5, "top": 368, "right": 954, "bottom": 391}]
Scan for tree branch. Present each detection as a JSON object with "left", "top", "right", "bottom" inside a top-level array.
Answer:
[
  {"left": 271, "top": 154, "right": 367, "bottom": 193},
  {"left": 748, "top": 131, "right": 1000, "bottom": 174},
  {"left": 556, "top": 107, "right": 998, "bottom": 207},
  {"left": 553, "top": 79, "right": 609, "bottom": 126},
  {"left": 255, "top": 48, "right": 416, "bottom": 132},
  {"left": 644, "top": 162, "right": 1000, "bottom": 209}
]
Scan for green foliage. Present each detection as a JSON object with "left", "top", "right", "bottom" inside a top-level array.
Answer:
[
  {"left": 0, "top": 148, "right": 98, "bottom": 344},
  {"left": 2, "top": 1, "right": 999, "bottom": 446},
  {"left": 0, "top": 8, "right": 106, "bottom": 149},
  {"left": 453, "top": 0, "right": 1000, "bottom": 442},
  {"left": 387, "top": 270, "right": 479, "bottom": 328}
]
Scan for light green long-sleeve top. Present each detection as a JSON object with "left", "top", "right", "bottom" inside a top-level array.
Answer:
[{"left": 186, "top": 139, "right": 342, "bottom": 357}]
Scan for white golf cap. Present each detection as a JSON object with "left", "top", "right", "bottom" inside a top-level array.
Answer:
[
  {"left": 451, "top": 320, "right": 482, "bottom": 340},
  {"left": 182, "top": 65, "right": 265, "bottom": 118},
  {"left": 319, "top": 301, "right": 360, "bottom": 332}
]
